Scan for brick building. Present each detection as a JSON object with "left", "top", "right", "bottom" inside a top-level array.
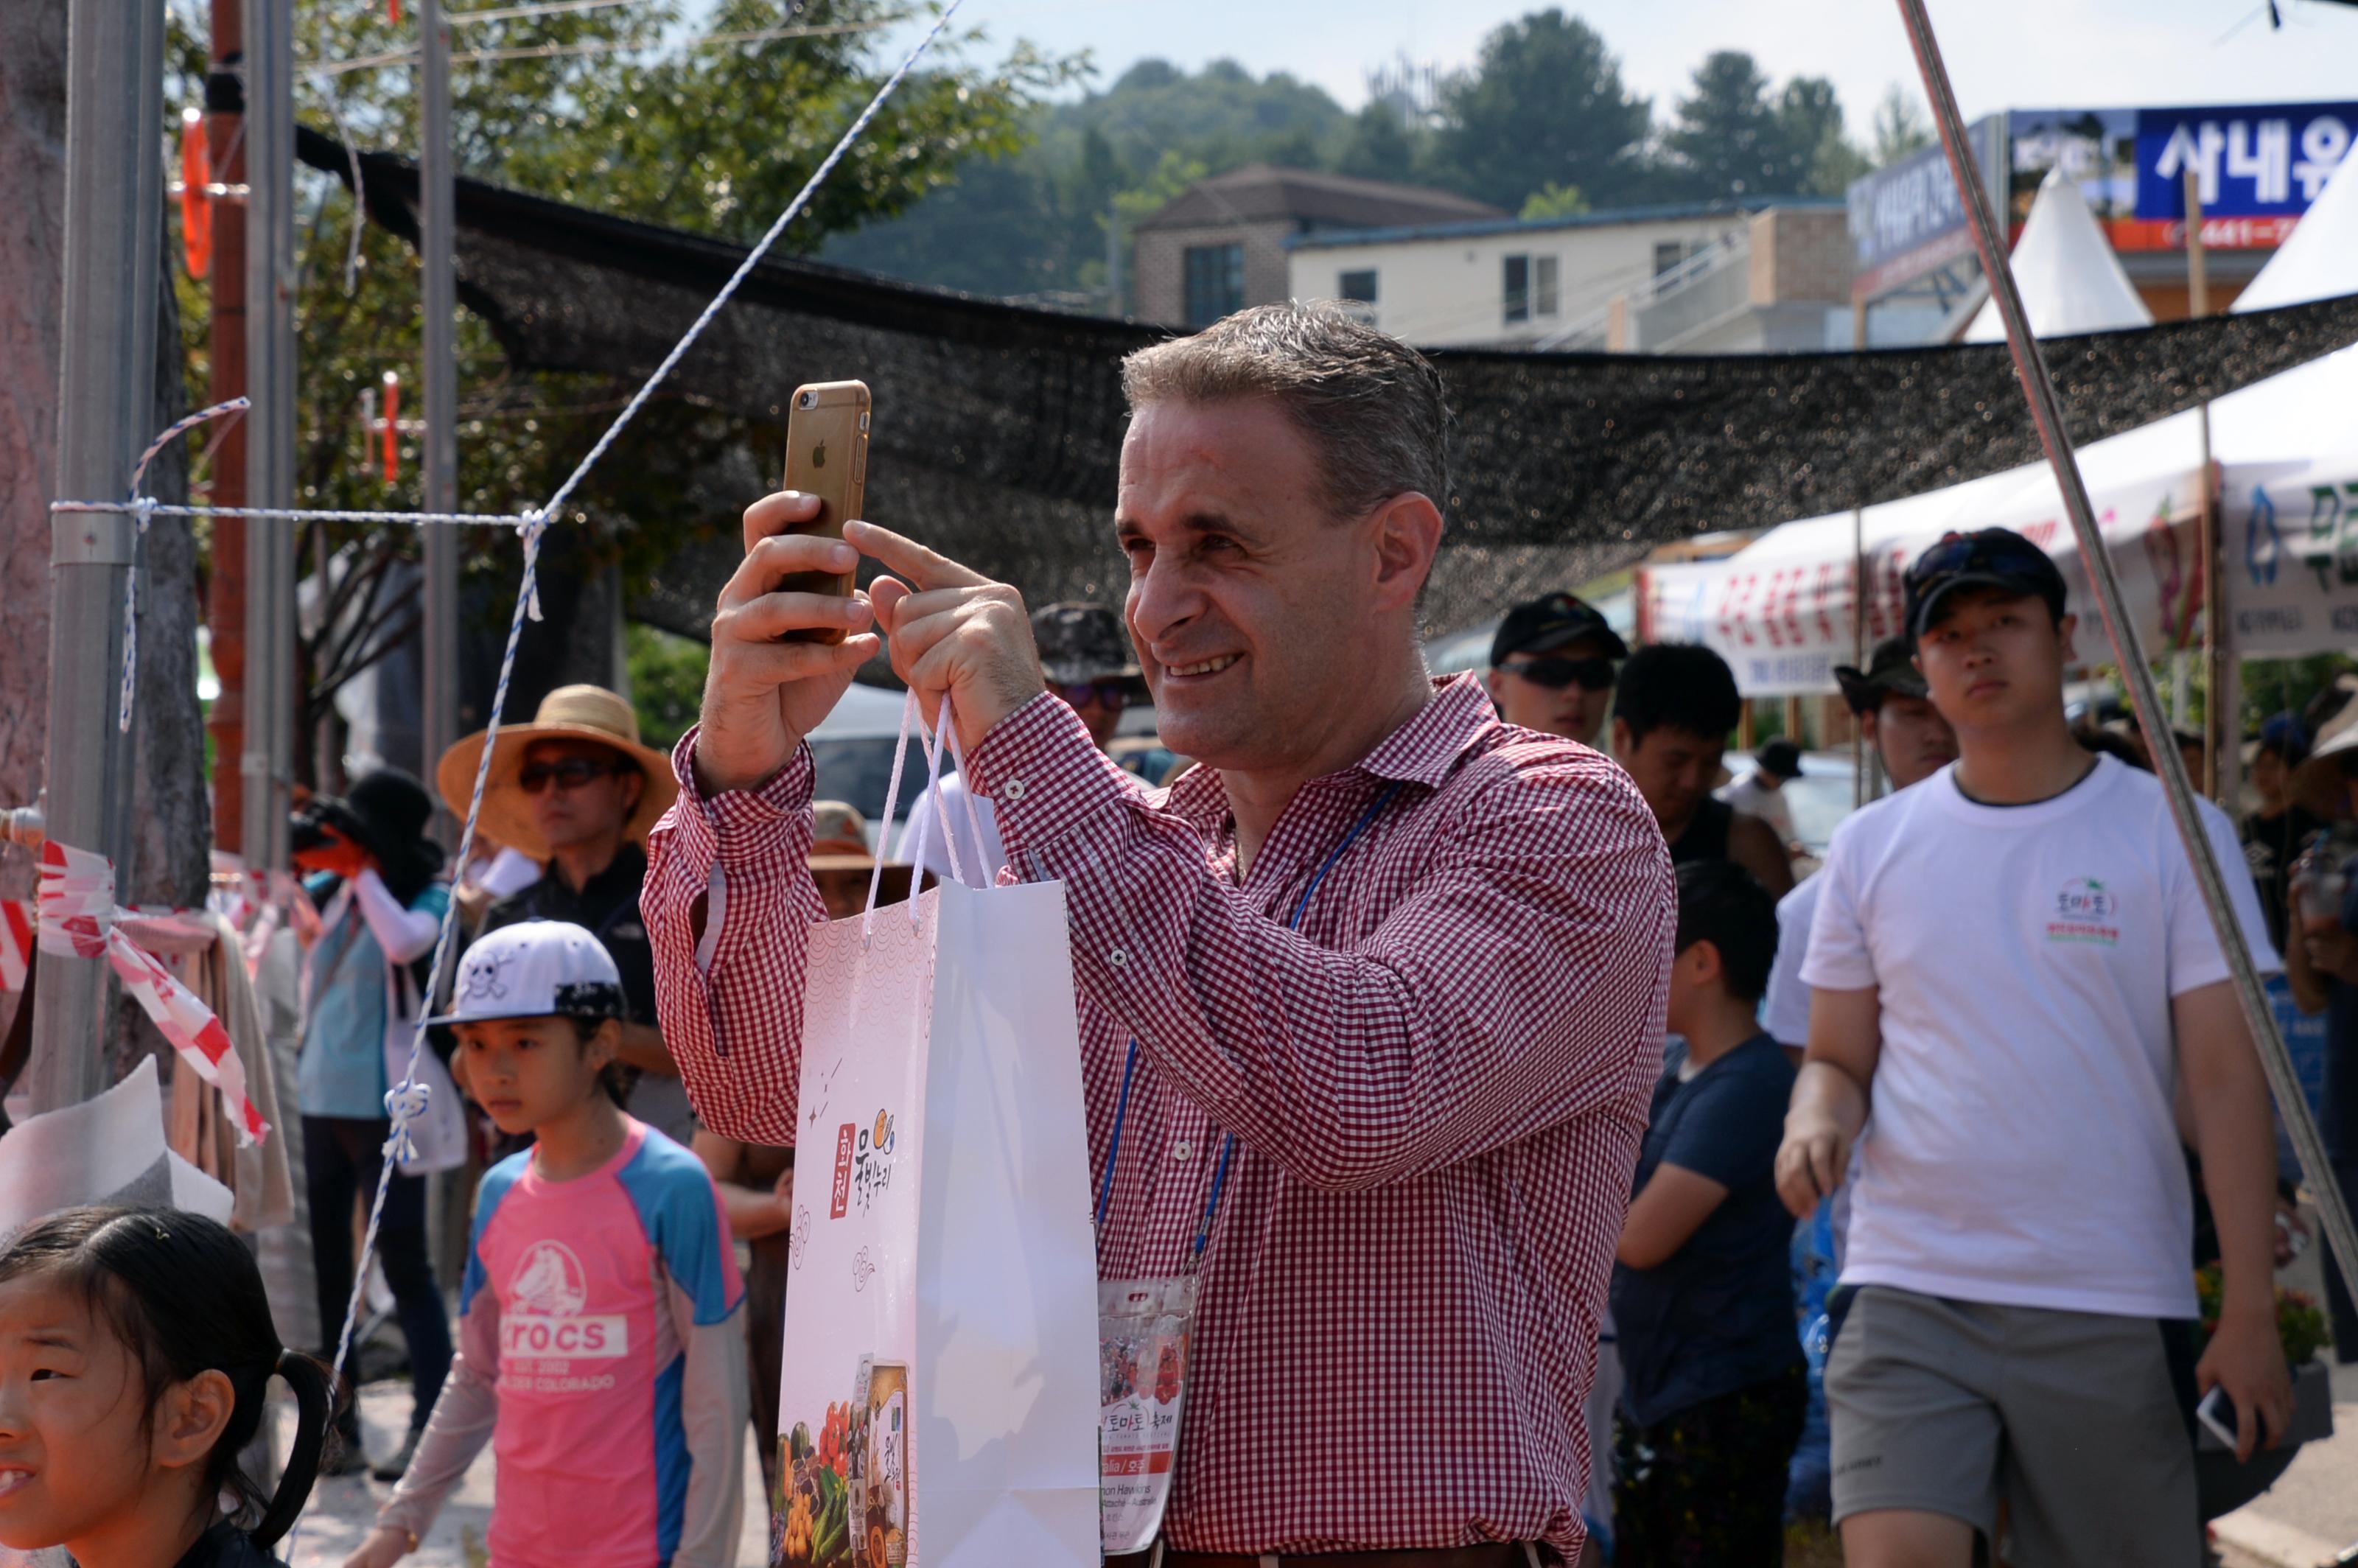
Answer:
[{"left": 1130, "top": 164, "right": 1502, "bottom": 328}]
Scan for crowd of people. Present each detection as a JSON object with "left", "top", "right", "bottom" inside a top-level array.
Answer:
[{"left": 0, "top": 302, "right": 2348, "bottom": 1568}]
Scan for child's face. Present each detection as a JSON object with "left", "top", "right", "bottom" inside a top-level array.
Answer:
[
  {"left": 0, "top": 1276, "right": 214, "bottom": 1552},
  {"left": 458, "top": 1015, "right": 617, "bottom": 1136},
  {"left": 1662, "top": 939, "right": 1716, "bottom": 1040}
]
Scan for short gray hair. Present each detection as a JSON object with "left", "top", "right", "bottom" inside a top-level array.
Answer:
[{"left": 1120, "top": 302, "right": 1452, "bottom": 523}]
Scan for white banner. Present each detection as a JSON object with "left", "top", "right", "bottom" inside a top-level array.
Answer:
[{"left": 1640, "top": 466, "right": 2208, "bottom": 698}]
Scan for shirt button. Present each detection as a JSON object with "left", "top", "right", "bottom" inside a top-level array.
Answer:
[
  {"left": 1002, "top": 778, "right": 1028, "bottom": 802},
  {"left": 1108, "top": 947, "right": 1129, "bottom": 969},
  {"left": 1173, "top": 1141, "right": 1194, "bottom": 1162}
]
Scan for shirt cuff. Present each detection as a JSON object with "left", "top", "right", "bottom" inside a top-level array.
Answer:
[
  {"left": 962, "top": 693, "right": 1138, "bottom": 859},
  {"left": 668, "top": 727, "right": 814, "bottom": 871}
]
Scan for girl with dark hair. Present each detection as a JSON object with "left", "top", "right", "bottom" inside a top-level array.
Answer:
[
  {"left": 287, "top": 765, "right": 461, "bottom": 1479},
  {"left": 0, "top": 1206, "right": 335, "bottom": 1568}
]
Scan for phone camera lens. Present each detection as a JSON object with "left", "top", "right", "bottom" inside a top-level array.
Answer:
[{"left": 798, "top": 391, "right": 818, "bottom": 410}]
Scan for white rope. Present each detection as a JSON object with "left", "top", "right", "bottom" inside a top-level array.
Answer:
[
  {"left": 55, "top": 500, "right": 537, "bottom": 525},
  {"left": 539, "top": 0, "right": 965, "bottom": 520}
]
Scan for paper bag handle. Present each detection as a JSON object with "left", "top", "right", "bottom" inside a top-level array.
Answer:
[{"left": 861, "top": 688, "right": 998, "bottom": 941}]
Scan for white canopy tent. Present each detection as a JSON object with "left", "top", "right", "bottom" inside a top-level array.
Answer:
[
  {"left": 1639, "top": 147, "right": 2358, "bottom": 696},
  {"left": 1963, "top": 169, "right": 2153, "bottom": 343}
]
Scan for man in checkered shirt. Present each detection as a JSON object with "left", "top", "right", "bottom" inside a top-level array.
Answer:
[{"left": 641, "top": 304, "right": 1673, "bottom": 1567}]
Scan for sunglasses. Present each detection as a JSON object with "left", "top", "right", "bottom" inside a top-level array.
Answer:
[
  {"left": 1497, "top": 655, "right": 1617, "bottom": 692},
  {"left": 519, "top": 757, "right": 623, "bottom": 794},
  {"left": 1054, "top": 681, "right": 1132, "bottom": 710}
]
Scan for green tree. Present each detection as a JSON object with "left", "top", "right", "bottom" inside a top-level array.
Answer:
[
  {"left": 1519, "top": 181, "right": 1590, "bottom": 221},
  {"left": 825, "top": 57, "right": 1355, "bottom": 302},
  {"left": 1662, "top": 50, "right": 1796, "bottom": 200},
  {"left": 1337, "top": 101, "right": 1423, "bottom": 184},
  {"left": 1431, "top": 10, "right": 1653, "bottom": 211},
  {"left": 1777, "top": 77, "right": 1869, "bottom": 197},
  {"left": 165, "top": 0, "right": 1068, "bottom": 779},
  {"left": 1872, "top": 83, "right": 1934, "bottom": 167}
]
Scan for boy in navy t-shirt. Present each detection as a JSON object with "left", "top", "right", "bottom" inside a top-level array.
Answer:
[{"left": 1612, "top": 861, "right": 1803, "bottom": 1566}]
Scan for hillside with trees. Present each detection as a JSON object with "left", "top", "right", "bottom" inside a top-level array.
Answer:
[{"left": 822, "top": 7, "right": 1910, "bottom": 309}]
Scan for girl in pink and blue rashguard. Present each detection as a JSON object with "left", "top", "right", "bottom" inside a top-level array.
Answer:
[{"left": 356, "top": 920, "right": 749, "bottom": 1568}]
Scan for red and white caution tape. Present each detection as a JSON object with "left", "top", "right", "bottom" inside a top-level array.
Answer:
[
  {"left": 36, "top": 841, "right": 269, "bottom": 1147},
  {"left": 0, "top": 901, "right": 31, "bottom": 993}
]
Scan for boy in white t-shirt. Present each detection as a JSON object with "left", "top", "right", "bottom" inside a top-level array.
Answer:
[{"left": 1774, "top": 528, "right": 2293, "bottom": 1568}]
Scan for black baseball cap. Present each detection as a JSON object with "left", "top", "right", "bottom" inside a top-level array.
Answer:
[
  {"left": 1754, "top": 738, "right": 1804, "bottom": 780},
  {"left": 1903, "top": 528, "right": 2068, "bottom": 643},
  {"left": 1833, "top": 637, "right": 1930, "bottom": 713},
  {"left": 1491, "top": 593, "right": 1630, "bottom": 666}
]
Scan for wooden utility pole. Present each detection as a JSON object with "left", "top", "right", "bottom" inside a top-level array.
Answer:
[{"left": 203, "top": 0, "right": 249, "bottom": 853}]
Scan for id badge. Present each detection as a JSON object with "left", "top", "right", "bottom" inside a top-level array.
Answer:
[{"left": 1098, "top": 1276, "right": 1197, "bottom": 1555}]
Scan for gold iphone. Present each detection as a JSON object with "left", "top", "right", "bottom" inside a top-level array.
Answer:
[{"left": 775, "top": 379, "right": 871, "bottom": 644}]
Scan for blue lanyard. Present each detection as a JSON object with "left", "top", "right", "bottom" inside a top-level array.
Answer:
[{"left": 1091, "top": 782, "right": 1406, "bottom": 1257}]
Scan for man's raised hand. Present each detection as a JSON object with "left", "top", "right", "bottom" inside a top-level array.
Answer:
[
  {"left": 693, "top": 491, "right": 881, "bottom": 796},
  {"left": 852, "top": 519, "right": 1045, "bottom": 753}
]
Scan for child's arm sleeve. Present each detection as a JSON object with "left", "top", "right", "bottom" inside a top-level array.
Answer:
[
  {"left": 669, "top": 1271, "right": 751, "bottom": 1568},
  {"left": 660, "top": 1178, "right": 750, "bottom": 1568},
  {"left": 376, "top": 1289, "right": 500, "bottom": 1541}
]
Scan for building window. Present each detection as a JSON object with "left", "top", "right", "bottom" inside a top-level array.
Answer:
[
  {"left": 1654, "top": 240, "right": 1691, "bottom": 279},
  {"left": 1535, "top": 255, "right": 1560, "bottom": 318},
  {"left": 1338, "top": 268, "right": 1379, "bottom": 304},
  {"left": 1184, "top": 242, "right": 1245, "bottom": 328},
  {"left": 1503, "top": 253, "right": 1530, "bottom": 324}
]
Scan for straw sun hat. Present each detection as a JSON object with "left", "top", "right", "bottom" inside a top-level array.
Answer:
[{"left": 434, "top": 685, "right": 679, "bottom": 860}]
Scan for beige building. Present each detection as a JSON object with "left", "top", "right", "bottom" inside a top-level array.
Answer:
[
  {"left": 1285, "top": 198, "right": 1853, "bottom": 352},
  {"left": 1131, "top": 164, "right": 1502, "bottom": 329}
]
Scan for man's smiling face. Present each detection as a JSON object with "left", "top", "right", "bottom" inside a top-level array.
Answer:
[{"left": 1116, "top": 397, "right": 1397, "bottom": 774}]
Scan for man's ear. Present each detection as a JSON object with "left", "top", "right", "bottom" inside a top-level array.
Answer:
[
  {"left": 1612, "top": 716, "right": 1633, "bottom": 757},
  {"left": 2057, "top": 612, "right": 2079, "bottom": 666},
  {"left": 1368, "top": 491, "right": 1444, "bottom": 610},
  {"left": 152, "top": 1368, "right": 237, "bottom": 1473},
  {"left": 618, "top": 766, "right": 646, "bottom": 816}
]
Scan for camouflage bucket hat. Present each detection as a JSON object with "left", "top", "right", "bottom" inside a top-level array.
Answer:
[{"left": 1032, "top": 602, "right": 1147, "bottom": 697}]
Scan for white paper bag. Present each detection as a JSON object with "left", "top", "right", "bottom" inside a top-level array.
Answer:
[{"left": 772, "top": 871, "right": 1100, "bottom": 1568}]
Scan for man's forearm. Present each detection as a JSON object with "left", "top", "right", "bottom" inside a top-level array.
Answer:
[
  {"left": 1788, "top": 1058, "right": 1869, "bottom": 1142},
  {"left": 642, "top": 732, "right": 828, "bottom": 1147},
  {"left": 2189, "top": 1057, "right": 2281, "bottom": 1317}
]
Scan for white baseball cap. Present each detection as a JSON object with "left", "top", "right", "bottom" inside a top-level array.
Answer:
[{"left": 429, "top": 919, "right": 626, "bottom": 1026}]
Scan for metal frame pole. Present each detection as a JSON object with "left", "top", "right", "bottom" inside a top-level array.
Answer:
[
  {"left": 242, "top": 0, "right": 295, "bottom": 874},
  {"left": 419, "top": 0, "right": 461, "bottom": 833},
  {"left": 1896, "top": 0, "right": 2358, "bottom": 1309},
  {"left": 34, "top": 0, "right": 163, "bottom": 1109}
]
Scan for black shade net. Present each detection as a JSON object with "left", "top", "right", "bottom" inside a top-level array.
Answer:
[{"left": 298, "top": 129, "right": 2358, "bottom": 640}]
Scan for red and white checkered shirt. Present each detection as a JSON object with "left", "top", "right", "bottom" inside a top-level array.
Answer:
[{"left": 643, "top": 675, "right": 1670, "bottom": 1558}]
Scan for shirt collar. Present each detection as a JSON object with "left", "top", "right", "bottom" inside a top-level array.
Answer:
[{"left": 1163, "top": 673, "right": 1500, "bottom": 825}]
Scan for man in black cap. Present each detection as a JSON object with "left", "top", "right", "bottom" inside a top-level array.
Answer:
[
  {"left": 1484, "top": 592, "right": 1627, "bottom": 749},
  {"left": 898, "top": 601, "right": 1147, "bottom": 883},
  {"left": 1777, "top": 528, "right": 2288, "bottom": 1568},
  {"left": 1719, "top": 738, "right": 1805, "bottom": 852}
]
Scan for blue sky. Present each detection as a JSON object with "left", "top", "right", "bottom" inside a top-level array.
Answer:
[{"left": 881, "top": 0, "right": 2358, "bottom": 132}]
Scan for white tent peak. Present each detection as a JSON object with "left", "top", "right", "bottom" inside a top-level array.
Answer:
[
  {"left": 1965, "top": 167, "right": 2155, "bottom": 343},
  {"left": 2234, "top": 143, "right": 2358, "bottom": 314}
]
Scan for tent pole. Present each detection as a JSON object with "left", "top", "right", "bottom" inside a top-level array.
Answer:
[
  {"left": 1853, "top": 506, "right": 1867, "bottom": 809},
  {"left": 420, "top": 0, "right": 461, "bottom": 844},
  {"left": 2184, "top": 169, "right": 2230, "bottom": 807},
  {"left": 1896, "top": 0, "right": 2358, "bottom": 1320}
]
